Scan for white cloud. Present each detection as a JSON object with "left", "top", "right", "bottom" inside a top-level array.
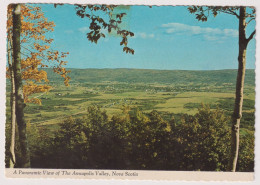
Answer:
[
  {"left": 223, "top": 29, "right": 238, "bottom": 37},
  {"left": 204, "top": 35, "right": 219, "bottom": 41},
  {"left": 134, "top": 32, "right": 155, "bottom": 39},
  {"left": 64, "top": 30, "right": 74, "bottom": 34},
  {"left": 161, "top": 22, "right": 238, "bottom": 41},
  {"left": 78, "top": 27, "right": 89, "bottom": 33}
]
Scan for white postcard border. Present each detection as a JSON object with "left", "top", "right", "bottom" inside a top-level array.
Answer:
[{"left": 1, "top": 0, "right": 260, "bottom": 184}]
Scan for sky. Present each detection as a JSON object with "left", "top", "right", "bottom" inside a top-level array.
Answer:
[{"left": 36, "top": 4, "right": 256, "bottom": 70}]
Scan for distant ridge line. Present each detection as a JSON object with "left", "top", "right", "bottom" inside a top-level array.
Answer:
[
  {"left": 44, "top": 67, "right": 255, "bottom": 72},
  {"left": 43, "top": 68, "right": 255, "bottom": 85}
]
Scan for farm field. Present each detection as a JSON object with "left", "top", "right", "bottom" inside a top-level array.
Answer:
[{"left": 6, "top": 68, "right": 255, "bottom": 130}]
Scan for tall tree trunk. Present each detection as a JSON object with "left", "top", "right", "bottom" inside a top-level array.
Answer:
[
  {"left": 7, "top": 37, "right": 16, "bottom": 168},
  {"left": 12, "top": 4, "right": 31, "bottom": 168},
  {"left": 228, "top": 7, "right": 248, "bottom": 172}
]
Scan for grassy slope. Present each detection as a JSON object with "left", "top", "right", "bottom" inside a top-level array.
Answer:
[
  {"left": 6, "top": 69, "right": 255, "bottom": 129},
  {"left": 44, "top": 68, "right": 255, "bottom": 85}
]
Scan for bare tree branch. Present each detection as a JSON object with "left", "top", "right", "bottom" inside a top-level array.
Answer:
[
  {"left": 246, "top": 14, "right": 255, "bottom": 18},
  {"left": 247, "top": 30, "right": 256, "bottom": 43},
  {"left": 246, "top": 17, "right": 255, "bottom": 26},
  {"left": 218, "top": 9, "right": 239, "bottom": 18},
  {"left": 227, "top": 9, "right": 239, "bottom": 18}
]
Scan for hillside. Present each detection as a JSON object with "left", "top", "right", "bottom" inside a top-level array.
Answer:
[{"left": 44, "top": 68, "right": 255, "bottom": 85}]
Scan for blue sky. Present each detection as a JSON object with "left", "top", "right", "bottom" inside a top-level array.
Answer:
[{"left": 37, "top": 4, "right": 256, "bottom": 70}]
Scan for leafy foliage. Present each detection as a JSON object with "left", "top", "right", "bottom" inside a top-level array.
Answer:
[
  {"left": 171, "top": 105, "right": 231, "bottom": 171},
  {"left": 7, "top": 4, "right": 70, "bottom": 104},
  {"left": 187, "top": 6, "right": 255, "bottom": 22},
  {"left": 188, "top": 6, "right": 256, "bottom": 172},
  {"left": 74, "top": 5, "right": 134, "bottom": 54},
  {"left": 26, "top": 105, "right": 254, "bottom": 171},
  {"left": 237, "top": 133, "right": 254, "bottom": 172}
]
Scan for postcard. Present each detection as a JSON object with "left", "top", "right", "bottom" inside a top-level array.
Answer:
[{"left": 1, "top": 0, "right": 259, "bottom": 184}]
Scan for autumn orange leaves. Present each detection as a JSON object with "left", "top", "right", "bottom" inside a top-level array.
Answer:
[{"left": 7, "top": 4, "right": 70, "bottom": 105}]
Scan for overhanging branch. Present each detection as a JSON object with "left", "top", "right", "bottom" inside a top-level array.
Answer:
[
  {"left": 227, "top": 9, "right": 239, "bottom": 18},
  {"left": 247, "top": 30, "right": 256, "bottom": 43},
  {"left": 246, "top": 17, "right": 255, "bottom": 26}
]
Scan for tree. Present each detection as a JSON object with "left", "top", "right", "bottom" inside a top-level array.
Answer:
[
  {"left": 69, "top": 4, "right": 135, "bottom": 54},
  {"left": 11, "top": 3, "right": 30, "bottom": 168},
  {"left": 7, "top": 5, "right": 70, "bottom": 104},
  {"left": 188, "top": 6, "right": 256, "bottom": 171},
  {"left": 7, "top": 3, "right": 135, "bottom": 168},
  {"left": 53, "top": 4, "right": 135, "bottom": 53},
  {"left": 7, "top": 11, "right": 16, "bottom": 168},
  {"left": 7, "top": 4, "right": 70, "bottom": 168},
  {"left": 236, "top": 132, "right": 254, "bottom": 172},
  {"left": 172, "top": 105, "right": 230, "bottom": 171}
]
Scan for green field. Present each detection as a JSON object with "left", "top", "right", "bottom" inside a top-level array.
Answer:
[
  {"left": 6, "top": 68, "right": 255, "bottom": 128},
  {"left": 5, "top": 68, "right": 255, "bottom": 171}
]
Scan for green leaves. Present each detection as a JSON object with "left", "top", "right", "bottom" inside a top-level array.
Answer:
[
  {"left": 26, "top": 104, "right": 254, "bottom": 171},
  {"left": 123, "top": 47, "right": 134, "bottom": 54},
  {"left": 75, "top": 5, "right": 134, "bottom": 54},
  {"left": 187, "top": 6, "right": 242, "bottom": 21},
  {"left": 187, "top": 6, "right": 197, "bottom": 14},
  {"left": 172, "top": 105, "right": 231, "bottom": 171}
]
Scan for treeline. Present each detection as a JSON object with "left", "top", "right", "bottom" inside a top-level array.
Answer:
[
  {"left": 6, "top": 105, "right": 254, "bottom": 171},
  {"left": 44, "top": 68, "right": 255, "bottom": 86}
]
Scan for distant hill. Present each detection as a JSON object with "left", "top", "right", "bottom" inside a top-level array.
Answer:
[{"left": 43, "top": 68, "right": 255, "bottom": 85}]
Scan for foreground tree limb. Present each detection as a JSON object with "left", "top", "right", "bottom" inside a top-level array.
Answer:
[
  {"left": 228, "top": 7, "right": 247, "bottom": 171},
  {"left": 188, "top": 6, "right": 255, "bottom": 172},
  {"left": 7, "top": 36, "right": 16, "bottom": 168},
  {"left": 228, "top": 7, "right": 255, "bottom": 172},
  {"left": 12, "top": 4, "right": 30, "bottom": 168}
]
